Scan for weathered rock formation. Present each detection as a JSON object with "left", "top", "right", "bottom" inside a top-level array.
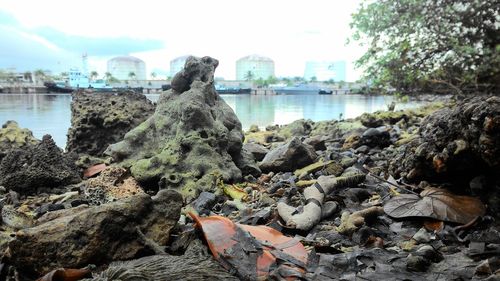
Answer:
[
  {"left": 66, "top": 91, "right": 155, "bottom": 156},
  {"left": 0, "top": 121, "right": 39, "bottom": 161},
  {"left": 105, "top": 56, "right": 259, "bottom": 199},
  {"left": 8, "top": 190, "right": 182, "bottom": 277},
  {"left": 0, "top": 135, "right": 80, "bottom": 195},
  {"left": 390, "top": 96, "right": 500, "bottom": 185}
]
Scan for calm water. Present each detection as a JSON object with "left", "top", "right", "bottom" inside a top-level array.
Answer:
[{"left": 0, "top": 93, "right": 424, "bottom": 148}]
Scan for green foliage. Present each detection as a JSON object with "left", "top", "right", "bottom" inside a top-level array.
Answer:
[
  {"left": 350, "top": 0, "right": 500, "bottom": 94},
  {"left": 244, "top": 71, "right": 254, "bottom": 81},
  {"left": 90, "top": 71, "right": 98, "bottom": 81},
  {"left": 128, "top": 71, "right": 136, "bottom": 80}
]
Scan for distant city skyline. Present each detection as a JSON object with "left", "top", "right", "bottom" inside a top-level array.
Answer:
[{"left": 0, "top": 0, "right": 366, "bottom": 81}]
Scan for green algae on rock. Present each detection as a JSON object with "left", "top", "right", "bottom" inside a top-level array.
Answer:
[
  {"left": 0, "top": 121, "right": 39, "bottom": 161},
  {"left": 105, "top": 56, "right": 259, "bottom": 200}
]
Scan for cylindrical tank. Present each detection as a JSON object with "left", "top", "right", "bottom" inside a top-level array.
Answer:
[
  {"left": 107, "top": 56, "right": 147, "bottom": 81},
  {"left": 236, "top": 55, "right": 275, "bottom": 80}
]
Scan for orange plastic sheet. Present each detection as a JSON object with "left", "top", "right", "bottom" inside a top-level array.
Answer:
[{"left": 190, "top": 213, "right": 308, "bottom": 280}]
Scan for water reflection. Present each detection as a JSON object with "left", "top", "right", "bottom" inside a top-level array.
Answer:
[
  {"left": 1, "top": 94, "right": 424, "bottom": 149},
  {"left": 0, "top": 94, "right": 72, "bottom": 148}
]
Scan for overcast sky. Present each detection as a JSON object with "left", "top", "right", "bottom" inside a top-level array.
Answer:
[{"left": 0, "top": 0, "right": 366, "bottom": 81}]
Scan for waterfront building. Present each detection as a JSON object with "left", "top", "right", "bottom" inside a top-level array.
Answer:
[
  {"left": 236, "top": 55, "right": 275, "bottom": 80},
  {"left": 304, "top": 61, "right": 346, "bottom": 82},
  {"left": 170, "top": 55, "right": 191, "bottom": 77},
  {"left": 107, "top": 56, "right": 147, "bottom": 81}
]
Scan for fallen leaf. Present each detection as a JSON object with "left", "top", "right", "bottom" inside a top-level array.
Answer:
[
  {"left": 190, "top": 213, "right": 307, "bottom": 280},
  {"left": 384, "top": 188, "right": 486, "bottom": 224},
  {"left": 36, "top": 268, "right": 91, "bottom": 281},
  {"left": 83, "top": 163, "right": 107, "bottom": 178},
  {"left": 223, "top": 184, "right": 248, "bottom": 201},
  {"left": 424, "top": 220, "right": 445, "bottom": 232}
]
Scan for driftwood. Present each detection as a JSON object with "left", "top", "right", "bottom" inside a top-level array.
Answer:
[
  {"left": 277, "top": 174, "right": 366, "bottom": 230},
  {"left": 86, "top": 240, "right": 238, "bottom": 281}
]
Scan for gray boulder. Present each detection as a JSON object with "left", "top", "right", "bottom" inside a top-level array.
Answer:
[
  {"left": 259, "top": 137, "right": 318, "bottom": 173},
  {"left": 8, "top": 190, "right": 182, "bottom": 277},
  {"left": 243, "top": 142, "right": 270, "bottom": 161}
]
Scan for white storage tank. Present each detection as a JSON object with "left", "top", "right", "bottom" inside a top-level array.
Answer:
[
  {"left": 236, "top": 54, "right": 275, "bottom": 80},
  {"left": 107, "top": 56, "right": 147, "bottom": 81}
]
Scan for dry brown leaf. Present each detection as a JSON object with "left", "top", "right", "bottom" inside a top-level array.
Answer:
[
  {"left": 384, "top": 187, "right": 486, "bottom": 224},
  {"left": 36, "top": 268, "right": 91, "bottom": 281},
  {"left": 83, "top": 163, "right": 107, "bottom": 178},
  {"left": 423, "top": 220, "right": 445, "bottom": 232}
]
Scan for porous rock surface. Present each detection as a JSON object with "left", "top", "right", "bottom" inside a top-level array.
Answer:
[
  {"left": 389, "top": 96, "right": 500, "bottom": 183},
  {"left": 8, "top": 189, "right": 182, "bottom": 277},
  {"left": 66, "top": 91, "right": 155, "bottom": 156},
  {"left": 105, "top": 56, "right": 259, "bottom": 199},
  {"left": 0, "top": 135, "right": 80, "bottom": 195}
]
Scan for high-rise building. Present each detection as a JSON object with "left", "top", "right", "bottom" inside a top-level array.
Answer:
[
  {"left": 170, "top": 55, "right": 191, "bottom": 77},
  {"left": 107, "top": 56, "right": 147, "bottom": 81},
  {"left": 304, "top": 61, "right": 346, "bottom": 82},
  {"left": 236, "top": 55, "right": 275, "bottom": 80}
]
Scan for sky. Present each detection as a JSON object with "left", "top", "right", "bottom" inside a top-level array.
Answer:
[{"left": 0, "top": 0, "right": 366, "bottom": 81}]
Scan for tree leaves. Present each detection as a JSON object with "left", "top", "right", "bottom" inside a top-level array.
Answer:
[
  {"left": 350, "top": 0, "right": 500, "bottom": 94},
  {"left": 384, "top": 188, "right": 486, "bottom": 224}
]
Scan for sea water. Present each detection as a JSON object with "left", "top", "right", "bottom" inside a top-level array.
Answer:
[{"left": 0, "top": 93, "right": 425, "bottom": 149}]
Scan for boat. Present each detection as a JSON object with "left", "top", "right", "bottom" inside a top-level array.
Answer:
[
  {"left": 271, "top": 84, "right": 330, "bottom": 95},
  {"left": 215, "top": 85, "right": 251, "bottom": 94},
  {"left": 43, "top": 81, "right": 74, "bottom": 93},
  {"left": 318, "top": 89, "right": 333, "bottom": 95},
  {"left": 44, "top": 54, "right": 143, "bottom": 94}
]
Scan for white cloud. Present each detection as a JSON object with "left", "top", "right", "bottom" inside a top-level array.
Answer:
[{"left": 0, "top": 0, "right": 366, "bottom": 80}]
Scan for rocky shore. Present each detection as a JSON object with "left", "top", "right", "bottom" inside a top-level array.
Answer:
[{"left": 0, "top": 56, "right": 498, "bottom": 281}]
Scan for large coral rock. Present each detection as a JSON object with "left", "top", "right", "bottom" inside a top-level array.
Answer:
[
  {"left": 66, "top": 91, "right": 155, "bottom": 156},
  {"left": 0, "top": 121, "right": 39, "bottom": 161},
  {"left": 105, "top": 56, "right": 258, "bottom": 199},
  {"left": 8, "top": 190, "right": 182, "bottom": 277},
  {"left": 0, "top": 135, "right": 80, "bottom": 195},
  {"left": 259, "top": 137, "right": 318, "bottom": 173},
  {"left": 390, "top": 96, "right": 500, "bottom": 184}
]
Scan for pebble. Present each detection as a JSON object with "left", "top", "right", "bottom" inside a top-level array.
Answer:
[
  {"left": 406, "top": 254, "right": 431, "bottom": 272},
  {"left": 413, "top": 228, "right": 432, "bottom": 244}
]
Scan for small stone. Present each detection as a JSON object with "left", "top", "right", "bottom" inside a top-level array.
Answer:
[
  {"left": 70, "top": 199, "right": 89, "bottom": 207},
  {"left": 190, "top": 192, "right": 217, "bottom": 215},
  {"left": 321, "top": 201, "right": 338, "bottom": 219},
  {"left": 415, "top": 244, "right": 443, "bottom": 263},
  {"left": 413, "top": 228, "right": 432, "bottom": 244},
  {"left": 35, "top": 203, "right": 65, "bottom": 218},
  {"left": 406, "top": 254, "right": 431, "bottom": 272},
  {"left": 248, "top": 124, "right": 260, "bottom": 133},
  {"left": 259, "top": 193, "right": 276, "bottom": 207},
  {"left": 355, "top": 145, "right": 370, "bottom": 154}
]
